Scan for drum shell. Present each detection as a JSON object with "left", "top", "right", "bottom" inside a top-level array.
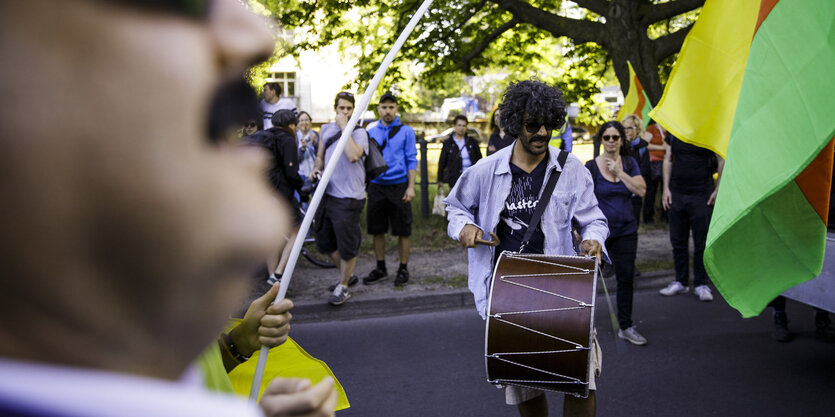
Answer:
[{"left": 485, "top": 252, "right": 597, "bottom": 398}]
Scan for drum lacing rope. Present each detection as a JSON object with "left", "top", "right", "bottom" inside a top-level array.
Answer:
[
  {"left": 497, "top": 273, "right": 592, "bottom": 311},
  {"left": 486, "top": 317, "right": 588, "bottom": 349},
  {"left": 486, "top": 356, "right": 585, "bottom": 383},
  {"left": 490, "top": 379, "right": 589, "bottom": 387},
  {"left": 505, "top": 254, "right": 592, "bottom": 274}
]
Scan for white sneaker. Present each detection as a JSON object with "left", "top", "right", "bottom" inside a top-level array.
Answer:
[
  {"left": 659, "top": 281, "right": 689, "bottom": 296},
  {"left": 695, "top": 285, "right": 714, "bottom": 302},
  {"left": 328, "top": 284, "right": 351, "bottom": 306},
  {"left": 618, "top": 326, "right": 648, "bottom": 346}
]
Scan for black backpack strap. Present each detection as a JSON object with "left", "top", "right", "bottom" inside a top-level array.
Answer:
[
  {"left": 325, "top": 125, "right": 366, "bottom": 150},
  {"left": 379, "top": 124, "right": 402, "bottom": 151},
  {"left": 520, "top": 150, "right": 568, "bottom": 252}
]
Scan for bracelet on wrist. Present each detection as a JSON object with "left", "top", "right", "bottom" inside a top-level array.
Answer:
[{"left": 220, "top": 332, "right": 251, "bottom": 364}]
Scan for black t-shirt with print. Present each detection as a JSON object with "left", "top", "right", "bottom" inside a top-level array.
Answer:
[{"left": 496, "top": 157, "right": 549, "bottom": 256}]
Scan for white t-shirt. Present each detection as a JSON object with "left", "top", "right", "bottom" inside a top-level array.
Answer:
[
  {"left": 0, "top": 358, "right": 263, "bottom": 417},
  {"left": 260, "top": 98, "right": 297, "bottom": 129}
]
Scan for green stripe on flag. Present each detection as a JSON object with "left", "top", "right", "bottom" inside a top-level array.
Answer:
[
  {"left": 706, "top": 182, "right": 827, "bottom": 317},
  {"left": 704, "top": 0, "right": 835, "bottom": 317}
]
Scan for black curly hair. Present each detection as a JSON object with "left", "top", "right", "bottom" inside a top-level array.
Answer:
[
  {"left": 498, "top": 80, "right": 567, "bottom": 138},
  {"left": 595, "top": 121, "right": 630, "bottom": 157}
]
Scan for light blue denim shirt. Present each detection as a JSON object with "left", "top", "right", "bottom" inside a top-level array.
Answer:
[{"left": 444, "top": 144, "right": 610, "bottom": 318}]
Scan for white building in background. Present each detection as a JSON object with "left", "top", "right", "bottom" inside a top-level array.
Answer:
[{"left": 264, "top": 43, "right": 376, "bottom": 124}]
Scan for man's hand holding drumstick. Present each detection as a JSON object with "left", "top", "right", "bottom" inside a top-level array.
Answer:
[
  {"left": 459, "top": 224, "right": 500, "bottom": 248},
  {"left": 580, "top": 239, "right": 603, "bottom": 264}
]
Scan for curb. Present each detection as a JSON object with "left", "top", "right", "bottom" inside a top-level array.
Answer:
[{"left": 293, "top": 269, "right": 676, "bottom": 323}]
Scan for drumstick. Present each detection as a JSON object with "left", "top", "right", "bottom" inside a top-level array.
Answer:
[{"left": 475, "top": 232, "right": 500, "bottom": 247}]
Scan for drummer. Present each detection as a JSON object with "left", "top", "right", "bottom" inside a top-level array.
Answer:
[{"left": 444, "top": 79, "right": 609, "bottom": 417}]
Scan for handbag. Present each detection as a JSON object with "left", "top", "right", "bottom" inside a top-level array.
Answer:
[
  {"left": 365, "top": 136, "right": 388, "bottom": 183},
  {"left": 432, "top": 187, "right": 446, "bottom": 216}
]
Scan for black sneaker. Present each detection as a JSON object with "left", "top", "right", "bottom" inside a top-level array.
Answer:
[
  {"left": 328, "top": 275, "right": 358, "bottom": 292},
  {"left": 773, "top": 313, "right": 792, "bottom": 342},
  {"left": 362, "top": 268, "right": 388, "bottom": 285},
  {"left": 394, "top": 268, "right": 409, "bottom": 286},
  {"left": 328, "top": 284, "right": 351, "bottom": 306}
]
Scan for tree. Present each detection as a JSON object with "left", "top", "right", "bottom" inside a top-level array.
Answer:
[{"left": 259, "top": 0, "right": 703, "bottom": 108}]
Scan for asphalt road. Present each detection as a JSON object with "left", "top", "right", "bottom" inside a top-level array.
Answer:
[{"left": 290, "top": 290, "right": 835, "bottom": 416}]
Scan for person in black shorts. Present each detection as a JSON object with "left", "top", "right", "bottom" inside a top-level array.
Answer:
[{"left": 362, "top": 93, "right": 418, "bottom": 286}]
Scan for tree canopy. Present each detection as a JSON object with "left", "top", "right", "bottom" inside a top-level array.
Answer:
[{"left": 256, "top": 0, "right": 703, "bottom": 123}]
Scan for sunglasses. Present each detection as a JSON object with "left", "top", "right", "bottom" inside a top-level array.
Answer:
[
  {"left": 246, "top": 122, "right": 258, "bottom": 128},
  {"left": 524, "top": 119, "right": 556, "bottom": 134},
  {"left": 602, "top": 135, "right": 621, "bottom": 142},
  {"left": 337, "top": 92, "right": 354, "bottom": 98}
]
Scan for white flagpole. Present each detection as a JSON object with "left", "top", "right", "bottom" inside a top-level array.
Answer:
[{"left": 249, "top": 0, "right": 435, "bottom": 400}]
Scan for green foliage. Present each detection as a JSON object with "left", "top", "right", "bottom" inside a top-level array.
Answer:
[{"left": 253, "top": 0, "right": 695, "bottom": 123}]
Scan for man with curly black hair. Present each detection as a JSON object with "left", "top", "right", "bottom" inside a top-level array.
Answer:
[{"left": 445, "top": 80, "right": 609, "bottom": 417}]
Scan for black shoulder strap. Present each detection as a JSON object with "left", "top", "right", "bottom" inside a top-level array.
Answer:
[
  {"left": 325, "top": 125, "right": 365, "bottom": 150},
  {"left": 520, "top": 150, "right": 568, "bottom": 251}
]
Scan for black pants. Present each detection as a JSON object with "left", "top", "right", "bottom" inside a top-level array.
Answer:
[
  {"left": 643, "top": 172, "right": 664, "bottom": 223},
  {"left": 668, "top": 191, "right": 712, "bottom": 287},
  {"left": 607, "top": 232, "right": 638, "bottom": 329}
]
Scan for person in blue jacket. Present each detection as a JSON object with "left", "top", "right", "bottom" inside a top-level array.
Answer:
[{"left": 362, "top": 92, "right": 418, "bottom": 287}]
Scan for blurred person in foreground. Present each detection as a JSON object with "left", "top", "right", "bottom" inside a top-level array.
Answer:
[
  {"left": 0, "top": 1, "right": 335, "bottom": 416},
  {"left": 444, "top": 80, "right": 608, "bottom": 417}
]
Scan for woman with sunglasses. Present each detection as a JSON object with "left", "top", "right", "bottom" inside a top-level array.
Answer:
[
  {"left": 586, "top": 121, "right": 648, "bottom": 346},
  {"left": 243, "top": 118, "right": 262, "bottom": 138}
]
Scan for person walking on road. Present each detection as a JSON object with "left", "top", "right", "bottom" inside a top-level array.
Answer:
[
  {"left": 586, "top": 121, "right": 648, "bottom": 346},
  {"left": 362, "top": 92, "right": 418, "bottom": 287},
  {"left": 659, "top": 133, "right": 724, "bottom": 301},
  {"left": 311, "top": 92, "right": 368, "bottom": 306},
  {"left": 445, "top": 80, "right": 608, "bottom": 417}
]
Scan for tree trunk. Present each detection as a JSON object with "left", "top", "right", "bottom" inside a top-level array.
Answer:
[{"left": 605, "top": 0, "right": 664, "bottom": 105}]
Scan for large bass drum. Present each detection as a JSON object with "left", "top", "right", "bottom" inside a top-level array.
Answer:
[{"left": 485, "top": 252, "right": 597, "bottom": 398}]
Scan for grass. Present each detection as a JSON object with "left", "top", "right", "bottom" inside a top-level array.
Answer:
[{"left": 358, "top": 183, "right": 460, "bottom": 254}]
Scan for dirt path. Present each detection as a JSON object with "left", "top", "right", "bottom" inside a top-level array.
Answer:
[{"left": 269, "top": 225, "right": 674, "bottom": 304}]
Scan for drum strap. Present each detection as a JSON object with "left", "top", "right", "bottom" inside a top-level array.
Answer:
[{"left": 520, "top": 150, "right": 568, "bottom": 252}]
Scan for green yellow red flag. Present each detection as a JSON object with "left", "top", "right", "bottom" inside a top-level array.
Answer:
[
  {"left": 655, "top": 0, "right": 835, "bottom": 317},
  {"left": 615, "top": 61, "right": 651, "bottom": 126},
  {"left": 704, "top": 0, "right": 835, "bottom": 317}
]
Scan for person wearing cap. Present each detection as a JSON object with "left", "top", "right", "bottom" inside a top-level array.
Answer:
[
  {"left": 361, "top": 92, "right": 418, "bottom": 287},
  {"left": 248, "top": 109, "right": 305, "bottom": 286},
  {"left": 311, "top": 92, "right": 369, "bottom": 306}
]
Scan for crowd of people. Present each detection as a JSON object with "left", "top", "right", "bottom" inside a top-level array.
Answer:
[{"left": 5, "top": 2, "right": 831, "bottom": 417}]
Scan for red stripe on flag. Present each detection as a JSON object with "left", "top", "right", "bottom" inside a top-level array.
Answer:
[
  {"left": 795, "top": 137, "right": 835, "bottom": 224},
  {"left": 632, "top": 74, "right": 646, "bottom": 115},
  {"left": 755, "top": 0, "right": 780, "bottom": 33}
]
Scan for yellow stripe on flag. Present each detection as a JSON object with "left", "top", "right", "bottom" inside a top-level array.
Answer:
[{"left": 648, "top": 0, "right": 760, "bottom": 158}]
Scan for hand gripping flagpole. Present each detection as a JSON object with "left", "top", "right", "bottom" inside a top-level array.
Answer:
[{"left": 249, "top": 0, "right": 435, "bottom": 400}]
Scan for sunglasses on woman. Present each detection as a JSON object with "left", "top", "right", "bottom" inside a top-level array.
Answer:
[{"left": 602, "top": 134, "right": 621, "bottom": 141}]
